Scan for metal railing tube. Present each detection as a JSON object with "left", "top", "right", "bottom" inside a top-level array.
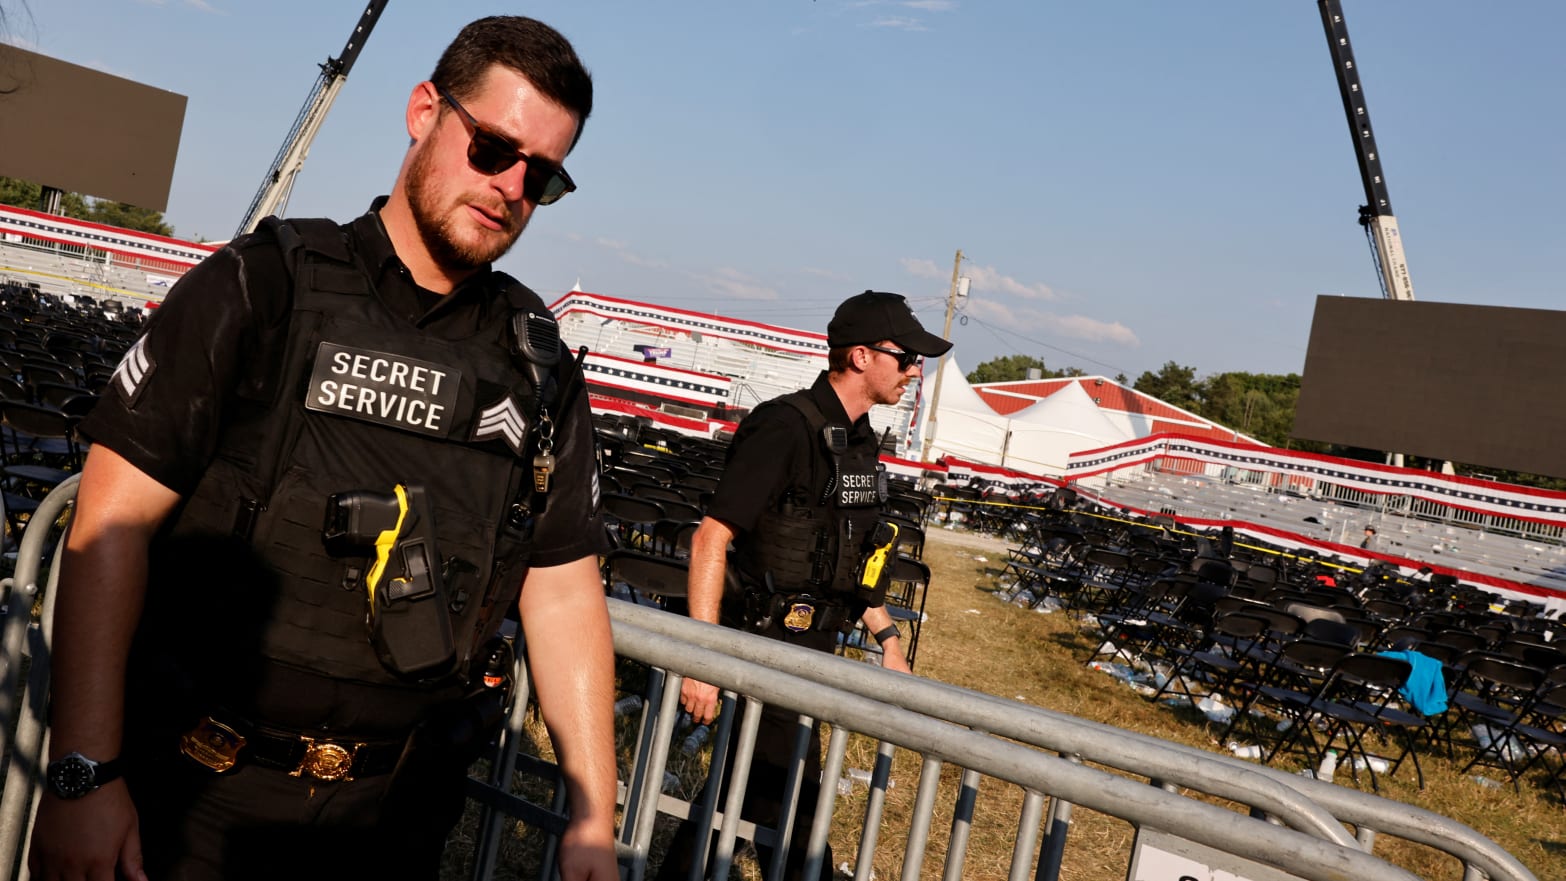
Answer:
[
  {"left": 710, "top": 698, "right": 763, "bottom": 880},
  {"left": 610, "top": 616, "right": 1423, "bottom": 881},
  {"left": 610, "top": 600, "right": 1352, "bottom": 848},
  {"left": 802, "top": 725, "right": 851, "bottom": 881},
  {"left": 1035, "top": 756, "right": 1080, "bottom": 881},
  {"left": 942, "top": 767, "right": 981, "bottom": 881},
  {"left": 1010, "top": 790, "right": 1046, "bottom": 881},
  {"left": 0, "top": 475, "right": 79, "bottom": 879},
  {"left": 853, "top": 740, "right": 896, "bottom": 881},
  {"left": 766, "top": 714, "right": 816, "bottom": 881},
  {"left": 617, "top": 668, "right": 666, "bottom": 851},
  {"left": 609, "top": 600, "right": 1537, "bottom": 881},
  {"left": 684, "top": 690, "right": 739, "bottom": 881},
  {"left": 901, "top": 757, "right": 943, "bottom": 881},
  {"left": 628, "top": 669, "right": 686, "bottom": 881}
]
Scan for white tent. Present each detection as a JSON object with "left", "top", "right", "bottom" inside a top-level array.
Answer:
[
  {"left": 1000, "top": 381, "right": 1134, "bottom": 474},
  {"left": 919, "top": 361, "right": 1132, "bottom": 475},
  {"left": 919, "top": 357, "right": 1010, "bottom": 464}
]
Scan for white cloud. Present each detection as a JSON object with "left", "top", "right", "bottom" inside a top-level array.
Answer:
[
  {"left": 966, "top": 263, "right": 1058, "bottom": 301},
  {"left": 966, "top": 298, "right": 1139, "bottom": 346},
  {"left": 802, "top": 266, "right": 852, "bottom": 281},
  {"left": 866, "top": 16, "right": 930, "bottom": 31},
  {"left": 900, "top": 257, "right": 944, "bottom": 279},
  {"left": 595, "top": 238, "right": 669, "bottom": 270},
  {"left": 849, "top": 0, "right": 957, "bottom": 10},
  {"left": 137, "top": 0, "right": 220, "bottom": 11},
  {"left": 589, "top": 239, "right": 777, "bottom": 300},
  {"left": 901, "top": 257, "right": 1056, "bottom": 301},
  {"left": 1050, "top": 314, "right": 1139, "bottom": 345},
  {"left": 697, "top": 267, "right": 779, "bottom": 301}
]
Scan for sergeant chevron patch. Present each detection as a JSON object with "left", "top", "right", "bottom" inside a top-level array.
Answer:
[
  {"left": 110, "top": 337, "right": 154, "bottom": 408},
  {"left": 473, "top": 396, "right": 528, "bottom": 455}
]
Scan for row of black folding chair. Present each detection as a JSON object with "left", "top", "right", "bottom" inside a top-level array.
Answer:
[
  {"left": 1435, "top": 651, "right": 1566, "bottom": 796},
  {"left": 1, "top": 399, "right": 88, "bottom": 534}
]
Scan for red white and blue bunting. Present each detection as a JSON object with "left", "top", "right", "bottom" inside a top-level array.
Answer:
[
  {"left": 551, "top": 291, "right": 828, "bottom": 357},
  {"left": 1068, "top": 433, "right": 1566, "bottom": 529},
  {"left": 0, "top": 204, "right": 214, "bottom": 269}
]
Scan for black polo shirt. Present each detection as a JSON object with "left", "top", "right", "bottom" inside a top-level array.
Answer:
[
  {"left": 707, "top": 370, "right": 878, "bottom": 537},
  {"left": 83, "top": 200, "right": 605, "bottom": 567}
]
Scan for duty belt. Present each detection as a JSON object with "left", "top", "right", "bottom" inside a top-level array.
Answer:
[
  {"left": 750, "top": 590, "right": 854, "bottom": 634},
  {"left": 179, "top": 713, "right": 406, "bottom": 782}
]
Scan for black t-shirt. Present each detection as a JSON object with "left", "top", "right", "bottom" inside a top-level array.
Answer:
[
  {"left": 707, "top": 370, "right": 877, "bottom": 538},
  {"left": 83, "top": 202, "right": 606, "bottom": 568}
]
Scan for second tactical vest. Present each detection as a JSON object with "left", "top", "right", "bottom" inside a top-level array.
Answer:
[
  {"left": 143, "top": 218, "right": 566, "bottom": 730},
  {"left": 736, "top": 389, "right": 886, "bottom": 604}
]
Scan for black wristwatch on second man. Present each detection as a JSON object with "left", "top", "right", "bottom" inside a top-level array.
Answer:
[{"left": 46, "top": 752, "right": 125, "bottom": 799}]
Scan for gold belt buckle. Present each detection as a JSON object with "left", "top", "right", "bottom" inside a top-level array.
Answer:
[
  {"left": 292, "top": 736, "right": 360, "bottom": 782},
  {"left": 179, "top": 717, "right": 247, "bottom": 773},
  {"left": 783, "top": 602, "right": 816, "bottom": 633}
]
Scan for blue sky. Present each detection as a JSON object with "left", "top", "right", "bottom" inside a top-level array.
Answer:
[{"left": 8, "top": 1, "right": 1562, "bottom": 380}]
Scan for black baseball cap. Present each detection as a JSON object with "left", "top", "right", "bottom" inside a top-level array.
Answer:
[{"left": 827, "top": 290, "right": 953, "bottom": 357}]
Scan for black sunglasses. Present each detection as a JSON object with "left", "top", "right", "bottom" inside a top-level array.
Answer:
[
  {"left": 865, "top": 345, "right": 921, "bottom": 371},
  {"left": 435, "top": 85, "right": 576, "bottom": 206}
]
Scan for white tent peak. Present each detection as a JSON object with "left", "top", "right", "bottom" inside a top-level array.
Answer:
[{"left": 1010, "top": 380, "right": 1133, "bottom": 442}]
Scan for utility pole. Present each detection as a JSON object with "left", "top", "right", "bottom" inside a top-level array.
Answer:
[{"left": 920, "top": 249, "right": 964, "bottom": 463}]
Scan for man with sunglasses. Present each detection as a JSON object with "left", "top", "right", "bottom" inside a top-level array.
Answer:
[
  {"left": 30, "top": 17, "right": 617, "bottom": 881},
  {"left": 659, "top": 291, "right": 952, "bottom": 881}
]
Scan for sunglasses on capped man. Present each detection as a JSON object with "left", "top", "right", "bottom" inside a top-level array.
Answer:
[
  {"left": 435, "top": 85, "right": 576, "bottom": 206},
  {"left": 865, "top": 345, "right": 921, "bottom": 371}
]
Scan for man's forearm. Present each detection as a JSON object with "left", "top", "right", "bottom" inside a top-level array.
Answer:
[
  {"left": 686, "top": 517, "right": 733, "bottom": 626},
  {"left": 49, "top": 447, "right": 180, "bottom": 760},
  {"left": 518, "top": 556, "right": 618, "bottom": 833}
]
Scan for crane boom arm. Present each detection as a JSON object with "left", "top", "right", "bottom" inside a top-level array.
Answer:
[
  {"left": 1318, "top": 0, "right": 1414, "bottom": 301},
  {"left": 234, "top": 0, "right": 389, "bottom": 238}
]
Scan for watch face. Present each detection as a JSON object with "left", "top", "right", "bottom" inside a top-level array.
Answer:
[{"left": 47, "top": 755, "right": 96, "bottom": 799}]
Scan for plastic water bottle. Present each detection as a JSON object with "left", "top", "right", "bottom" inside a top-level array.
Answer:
[
  {"left": 1317, "top": 749, "right": 1339, "bottom": 783},
  {"left": 613, "top": 695, "right": 643, "bottom": 717},
  {"left": 1228, "top": 742, "right": 1262, "bottom": 760}
]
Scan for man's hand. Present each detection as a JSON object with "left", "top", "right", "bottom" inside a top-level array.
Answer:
[
  {"left": 28, "top": 781, "right": 148, "bottom": 881},
  {"left": 680, "top": 677, "right": 721, "bottom": 726},
  {"left": 556, "top": 814, "right": 619, "bottom": 881}
]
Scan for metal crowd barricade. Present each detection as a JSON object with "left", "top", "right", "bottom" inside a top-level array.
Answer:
[
  {"left": 0, "top": 476, "right": 1540, "bottom": 881},
  {"left": 0, "top": 474, "right": 78, "bottom": 881},
  {"left": 599, "top": 600, "right": 1535, "bottom": 881}
]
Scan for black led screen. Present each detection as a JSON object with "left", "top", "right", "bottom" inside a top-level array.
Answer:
[
  {"left": 1296, "top": 296, "right": 1566, "bottom": 478},
  {"left": 0, "top": 46, "right": 186, "bottom": 211}
]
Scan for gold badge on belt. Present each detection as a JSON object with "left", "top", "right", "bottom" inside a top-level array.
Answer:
[
  {"left": 783, "top": 602, "right": 816, "bottom": 633},
  {"left": 179, "top": 717, "right": 247, "bottom": 773},
  {"left": 293, "top": 736, "right": 360, "bottom": 782}
]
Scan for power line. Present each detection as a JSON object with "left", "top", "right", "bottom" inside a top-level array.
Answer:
[{"left": 963, "top": 313, "right": 1130, "bottom": 376}]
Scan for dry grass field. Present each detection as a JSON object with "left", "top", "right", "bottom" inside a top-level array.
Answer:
[{"left": 443, "top": 526, "right": 1565, "bottom": 881}]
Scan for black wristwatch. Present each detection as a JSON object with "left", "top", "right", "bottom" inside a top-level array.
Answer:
[{"left": 46, "top": 752, "right": 124, "bottom": 800}]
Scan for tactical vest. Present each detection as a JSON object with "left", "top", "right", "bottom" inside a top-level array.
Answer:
[
  {"left": 143, "top": 218, "right": 567, "bottom": 730},
  {"left": 736, "top": 390, "right": 886, "bottom": 606}
]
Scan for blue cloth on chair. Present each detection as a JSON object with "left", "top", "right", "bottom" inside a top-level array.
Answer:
[{"left": 1377, "top": 649, "right": 1447, "bottom": 715}]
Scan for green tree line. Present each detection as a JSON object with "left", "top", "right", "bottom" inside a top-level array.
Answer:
[{"left": 0, "top": 175, "right": 174, "bottom": 236}]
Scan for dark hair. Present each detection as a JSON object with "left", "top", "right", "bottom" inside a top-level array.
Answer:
[
  {"left": 827, "top": 346, "right": 853, "bottom": 373},
  {"left": 430, "top": 16, "right": 593, "bottom": 148}
]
